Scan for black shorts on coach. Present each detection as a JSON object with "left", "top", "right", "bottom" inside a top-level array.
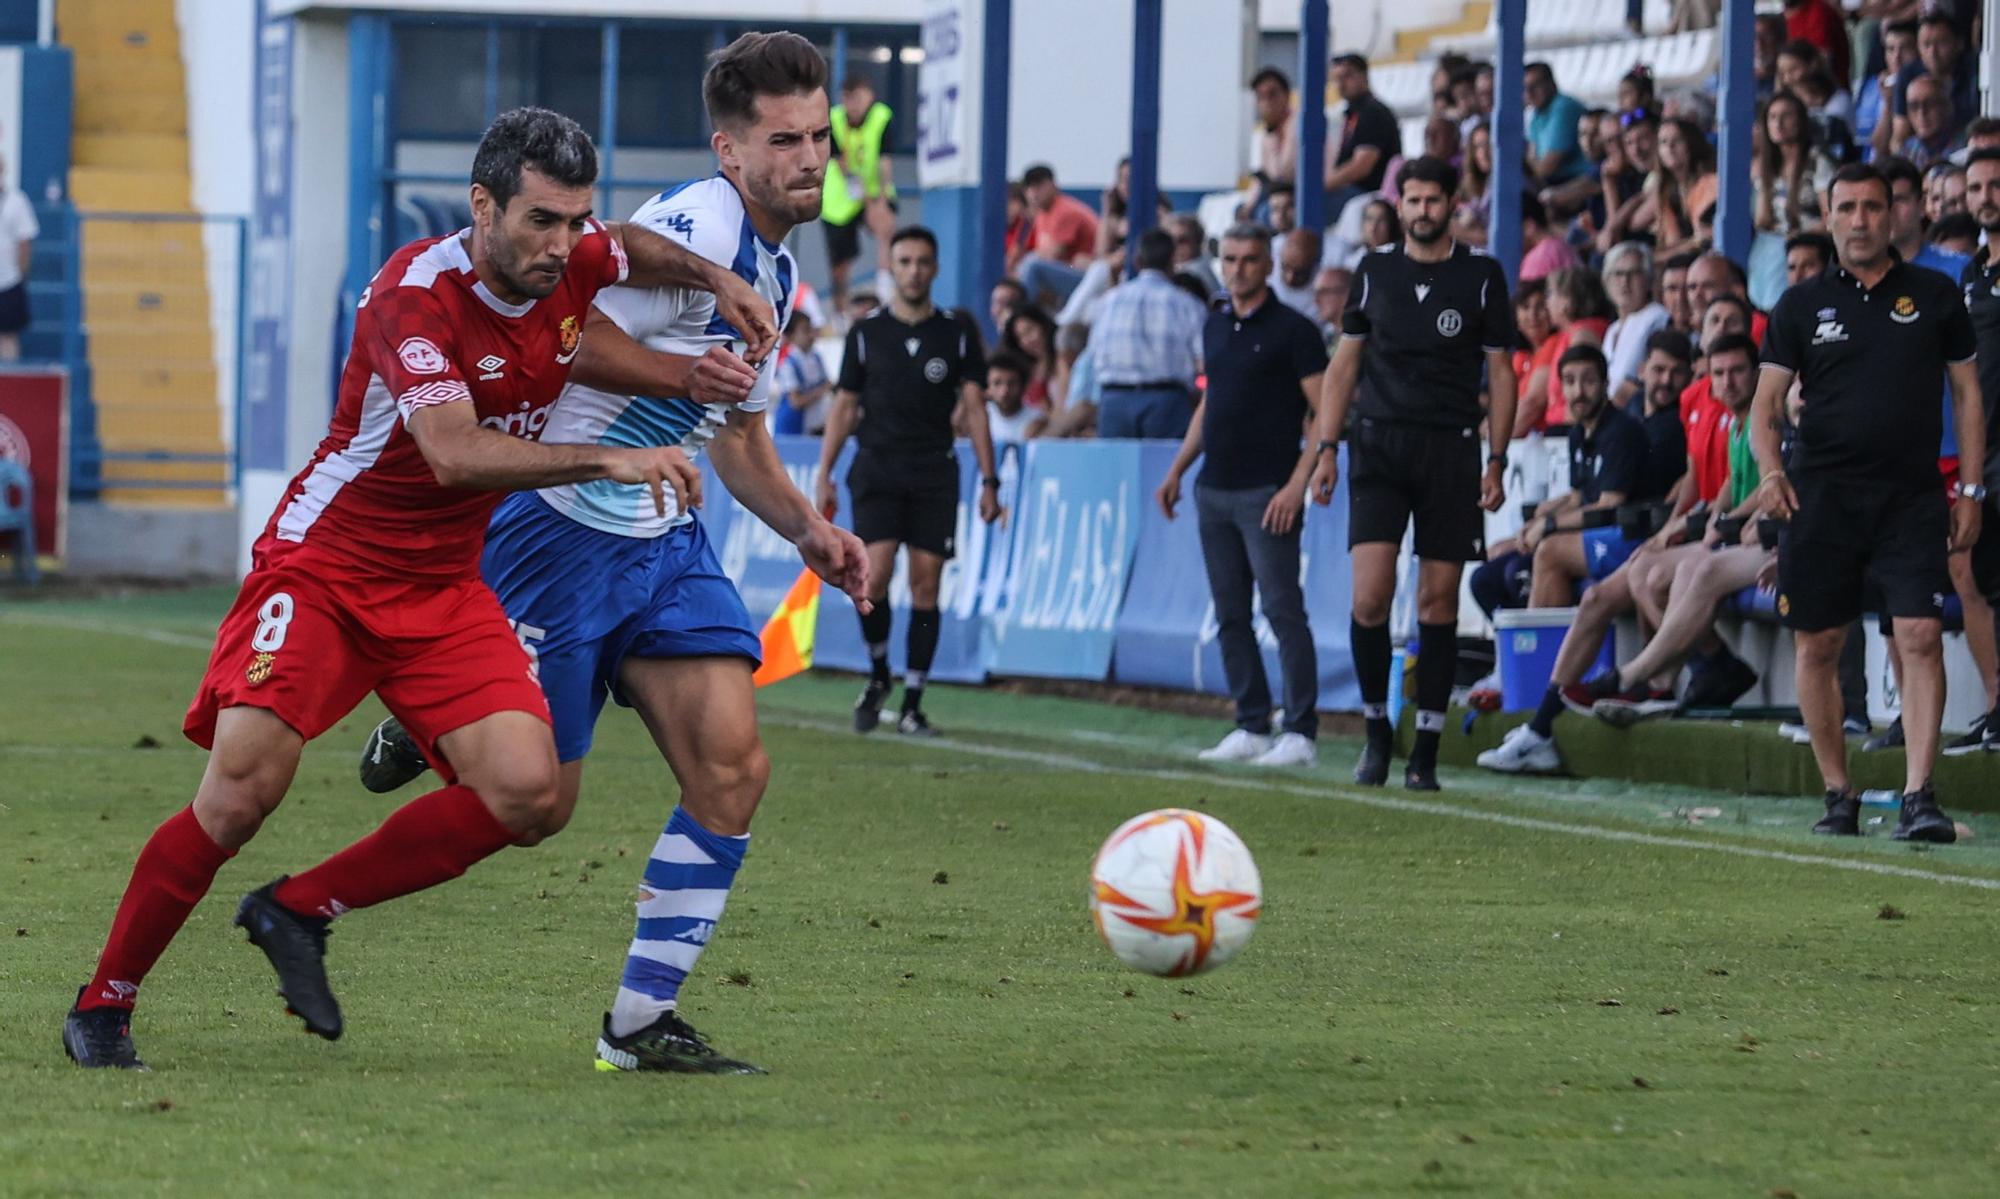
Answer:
[
  {"left": 1346, "top": 417, "right": 1484, "bottom": 561},
  {"left": 847, "top": 449, "right": 959, "bottom": 559},
  {"left": 1777, "top": 474, "right": 1949, "bottom": 631}
]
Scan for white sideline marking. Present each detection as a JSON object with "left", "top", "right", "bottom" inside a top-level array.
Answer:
[
  {"left": 0, "top": 611, "right": 214, "bottom": 650},
  {"left": 770, "top": 716, "right": 2000, "bottom": 894}
]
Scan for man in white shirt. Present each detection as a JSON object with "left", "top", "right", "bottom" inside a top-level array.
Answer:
[
  {"left": 1600, "top": 240, "right": 1669, "bottom": 407},
  {"left": 0, "top": 153, "right": 40, "bottom": 360},
  {"left": 984, "top": 350, "right": 1045, "bottom": 443}
]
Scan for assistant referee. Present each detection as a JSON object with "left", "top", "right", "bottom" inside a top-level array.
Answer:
[
  {"left": 1753, "top": 162, "right": 1984, "bottom": 843},
  {"left": 1307, "top": 156, "right": 1517, "bottom": 791},
  {"left": 816, "top": 226, "right": 1002, "bottom": 737}
]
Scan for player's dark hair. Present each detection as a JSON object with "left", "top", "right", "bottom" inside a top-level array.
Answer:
[
  {"left": 1332, "top": 53, "right": 1370, "bottom": 76},
  {"left": 1400, "top": 155, "right": 1460, "bottom": 199},
  {"left": 1644, "top": 328, "right": 1693, "bottom": 366},
  {"left": 1021, "top": 163, "right": 1057, "bottom": 189},
  {"left": 1829, "top": 161, "right": 1892, "bottom": 206},
  {"left": 1250, "top": 66, "right": 1290, "bottom": 93},
  {"left": 1661, "top": 251, "right": 1698, "bottom": 274},
  {"left": 890, "top": 225, "right": 939, "bottom": 254},
  {"left": 1703, "top": 292, "right": 1753, "bottom": 330},
  {"left": 1705, "top": 332, "right": 1758, "bottom": 365},
  {"left": 1557, "top": 342, "right": 1608, "bottom": 379},
  {"left": 1968, "top": 118, "right": 2000, "bottom": 141},
  {"left": 1968, "top": 147, "right": 2000, "bottom": 170},
  {"left": 1525, "top": 61, "right": 1554, "bottom": 86},
  {"left": 471, "top": 107, "right": 598, "bottom": 210},
  {"left": 1928, "top": 211, "right": 1979, "bottom": 246},
  {"left": 987, "top": 348, "right": 1033, "bottom": 382},
  {"left": 1877, "top": 155, "right": 1922, "bottom": 194},
  {"left": 1784, "top": 230, "right": 1835, "bottom": 266},
  {"left": 702, "top": 31, "right": 828, "bottom": 132},
  {"left": 1918, "top": 11, "right": 1960, "bottom": 36},
  {"left": 1135, "top": 227, "right": 1177, "bottom": 272},
  {"left": 1883, "top": 18, "right": 1918, "bottom": 41}
]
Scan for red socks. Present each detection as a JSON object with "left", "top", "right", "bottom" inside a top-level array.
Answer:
[
  {"left": 79, "top": 806, "right": 236, "bottom": 1012},
  {"left": 273, "top": 785, "right": 518, "bottom": 920}
]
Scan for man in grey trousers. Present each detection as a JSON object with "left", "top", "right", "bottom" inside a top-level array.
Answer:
[{"left": 1155, "top": 222, "right": 1330, "bottom": 766}]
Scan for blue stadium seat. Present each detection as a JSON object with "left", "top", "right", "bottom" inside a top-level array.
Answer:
[{"left": 0, "top": 457, "right": 39, "bottom": 584}]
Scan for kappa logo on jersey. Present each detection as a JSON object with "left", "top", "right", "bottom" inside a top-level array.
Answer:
[
  {"left": 661, "top": 213, "right": 696, "bottom": 240},
  {"left": 1891, "top": 295, "right": 1919, "bottom": 324},
  {"left": 398, "top": 337, "right": 448, "bottom": 375},
  {"left": 1414, "top": 283, "right": 1432, "bottom": 303},
  {"left": 476, "top": 354, "right": 507, "bottom": 381},
  {"left": 1436, "top": 308, "right": 1463, "bottom": 337},
  {"left": 924, "top": 357, "right": 949, "bottom": 383},
  {"left": 557, "top": 315, "right": 582, "bottom": 364}
]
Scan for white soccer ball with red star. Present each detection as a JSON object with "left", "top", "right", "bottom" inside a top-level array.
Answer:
[{"left": 1089, "top": 809, "right": 1261, "bottom": 977}]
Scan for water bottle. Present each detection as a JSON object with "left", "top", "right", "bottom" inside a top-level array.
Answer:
[{"left": 1857, "top": 789, "right": 1901, "bottom": 809}]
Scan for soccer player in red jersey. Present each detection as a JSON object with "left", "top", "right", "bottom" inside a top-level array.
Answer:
[{"left": 61, "top": 107, "right": 778, "bottom": 1070}]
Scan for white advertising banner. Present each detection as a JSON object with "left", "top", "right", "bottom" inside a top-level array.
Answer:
[{"left": 917, "top": 0, "right": 981, "bottom": 189}]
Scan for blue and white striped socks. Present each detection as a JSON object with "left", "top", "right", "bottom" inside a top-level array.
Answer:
[{"left": 608, "top": 805, "right": 749, "bottom": 1038}]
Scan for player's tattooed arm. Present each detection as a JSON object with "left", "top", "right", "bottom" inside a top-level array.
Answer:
[
  {"left": 608, "top": 223, "right": 778, "bottom": 363},
  {"left": 406, "top": 401, "right": 700, "bottom": 516},
  {"left": 571, "top": 307, "right": 758, "bottom": 406}
]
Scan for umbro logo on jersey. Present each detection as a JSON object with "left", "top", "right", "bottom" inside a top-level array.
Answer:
[
  {"left": 476, "top": 354, "right": 507, "bottom": 381},
  {"left": 1415, "top": 284, "right": 1432, "bottom": 303},
  {"left": 905, "top": 337, "right": 921, "bottom": 357}
]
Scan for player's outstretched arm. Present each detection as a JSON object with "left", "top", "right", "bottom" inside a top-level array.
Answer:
[
  {"left": 407, "top": 400, "right": 700, "bottom": 515},
  {"left": 813, "top": 388, "right": 861, "bottom": 518},
  {"left": 711, "top": 409, "right": 871, "bottom": 610},
  {"left": 1308, "top": 336, "right": 1364, "bottom": 505},
  {"left": 608, "top": 223, "right": 777, "bottom": 363},
  {"left": 571, "top": 307, "right": 758, "bottom": 406},
  {"left": 956, "top": 380, "right": 1004, "bottom": 524}
]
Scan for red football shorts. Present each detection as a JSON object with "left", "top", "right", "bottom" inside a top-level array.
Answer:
[{"left": 184, "top": 557, "right": 551, "bottom": 779}]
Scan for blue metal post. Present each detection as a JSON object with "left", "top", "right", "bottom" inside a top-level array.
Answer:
[
  {"left": 345, "top": 14, "right": 388, "bottom": 297},
  {"left": 598, "top": 23, "right": 619, "bottom": 215},
  {"left": 1295, "top": 0, "right": 1328, "bottom": 230},
  {"left": 1715, "top": 2, "right": 1755, "bottom": 265},
  {"left": 234, "top": 215, "right": 249, "bottom": 487},
  {"left": 1127, "top": 0, "right": 1163, "bottom": 273},
  {"left": 830, "top": 27, "right": 849, "bottom": 97},
  {"left": 1491, "top": 0, "right": 1525, "bottom": 286},
  {"left": 977, "top": 0, "right": 1013, "bottom": 310}
]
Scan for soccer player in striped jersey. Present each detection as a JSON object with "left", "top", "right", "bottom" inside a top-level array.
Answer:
[{"left": 357, "top": 32, "right": 869, "bottom": 1074}]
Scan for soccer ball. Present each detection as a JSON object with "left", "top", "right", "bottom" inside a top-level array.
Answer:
[{"left": 1089, "top": 808, "right": 1261, "bottom": 977}]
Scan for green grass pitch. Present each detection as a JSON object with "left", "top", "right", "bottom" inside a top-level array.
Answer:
[{"left": 4, "top": 587, "right": 2000, "bottom": 1197}]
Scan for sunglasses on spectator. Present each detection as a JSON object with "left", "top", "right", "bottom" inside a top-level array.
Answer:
[{"left": 1618, "top": 107, "right": 1656, "bottom": 128}]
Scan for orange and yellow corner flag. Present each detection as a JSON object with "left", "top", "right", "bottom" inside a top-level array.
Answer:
[{"left": 752, "top": 566, "right": 823, "bottom": 688}]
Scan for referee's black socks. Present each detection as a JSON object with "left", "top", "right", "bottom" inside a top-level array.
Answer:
[
  {"left": 904, "top": 607, "right": 941, "bottom": 712},
  {"left": 1410, "top": 622, "right": 1457, "bottom": 769},
  {"left": 1351, "top": 619, "right": 1393, "bottom": 747},
  {"left": 860, "top": 603, "right": 893, "bottom": 686}
]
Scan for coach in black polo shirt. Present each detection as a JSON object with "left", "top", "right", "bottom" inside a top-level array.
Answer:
[
  {"left": 1754, "top": 162, "right": 1985, "bottom": 843},
  {"left": 1308, "top": 155, "right": 1518, "bottom": 791},
  {"left": 1156, "top": 222, "right": 1329, "bottom": 769},
  {"left": 815, "top": 226, "right": 1002, "bottom": 737}
]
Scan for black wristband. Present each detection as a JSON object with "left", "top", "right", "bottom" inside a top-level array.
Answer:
[
  {"left": 1316, "top": 439, "right": 1339, "bottom": 455},
  {"left": 981, "top": 476, "right": 1001, "bottom": 488},
  {"left": 1487, "top": 452, "right": 1507, "bottom": 466},
  {"left": 1543, "top": 515, "right": 1559, "bottom": 536}
]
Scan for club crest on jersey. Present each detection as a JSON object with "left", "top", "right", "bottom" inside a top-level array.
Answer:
[
  {"left": 398, "top": 337, "right": 448, "bottom": 375},
  {"left": 1890, "top": 295, "right": 1919, "bottom": 324},
  {"left": 246, "top": 652, "right": 275, "bottom": 686},
  {"left": 557, "top": 315, "right": 582, "bottom": 363},
  {"left": 1436, "top": 308, "right": 1463, "bottom": 337},
  {"left": 924, "top": 357, "right": 949, "bottom": 383}
]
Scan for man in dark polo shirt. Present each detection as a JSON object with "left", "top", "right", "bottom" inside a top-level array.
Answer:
[
  {"left": 1754, "top": 162, "right": 1985, "bottom": 843},
  {"left": 1956, "top": 147, "right": 2000, "bottom": 743},
  {"left": 815, "top": 227, "right": 1002, "bottom": 737},
  {"left": 1307, "top": 156, "right": 1517, "bottom": 790},
  {"left": 1156, "top": 222, "right": 1329, "bottom": 768},
  {"left": 1325, "top": 54, "right": 1403, "bottom": 217}
]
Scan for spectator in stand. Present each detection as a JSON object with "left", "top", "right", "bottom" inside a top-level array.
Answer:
[
  {"left": 1012, "top": 164, "right": 1101, "bottom": 309},
  {"left": 1002, "top": 182, "right": 1029, "bottom": 266},
  {"left": 1785, "top": 229, "right": 1835, "bottom": 285},
  {"left": 1091, "top": 227, "right": 1207, "bottom": 439},
  {"left": 1543, "top": 108, "right": 1614, "bottom": 223},
  {"left": 1778, "top": 40, "right": 1849, "bottom": 121},
  {"left": 1954, "top": 116, "right": 2000, "bottom": 165},
  {"left": 1753, "top": 13, "right": 1787, "bottom": 99},
  {"left": 846, "top": 289, "right": 881, "bottom": 325},
  {"left": 1094, "top": 159, "right": 1132, "bottom": 260},
  {"left": 1854, "top": 19, "right": 1918, "bottom": 159},
  {"left": 1244, "top": 66, "right": 1297, "bottom": 221},
  {"left": 1510, "top": 280, "right": 1559, "bottom": 435},
  {"left": 0, "top": 151, "right": 35, "bottom": 362},
  {"left": 1638, "top": 121, "right": 1719, "bottom": 262},
  {"left": 1784, "top": 0, "right": 1851, "bottom": 88},
  {"left": 1618, "top": 67, "right": 1657, "bottom": 117},
  {"left": 1897, "top": 74, "right": 1963, "bottom": 170},
  {"left": 1157, "top": 222, "right": 1328, "bottom": 769},
  {"left": 989, "top": 277, "right": 1026, "bottom": 345},
  {"left": 1686, "top": 252, "right": 1766, "bottom": 344},
  {"left": 1659, "top": 251, "right": 1697, "bottom": 333},
  {"left": 1755, "top": 91, "right": 1838, "bottom": 234},
  {"left": 1890, "top": 14, "right": 1978, "bottom": 147},
  {"left": 1925, "top": 161, "right": 1967, "bottom": 221},
  {"left": 1473, "top": 62, "right": 1496, "bottom": 126},
  {"left": 1594, "top": 108, "right": 1659, "bottom": 253},
  {"left": 1325, "top": 54, "right": 1403, "bottom": 215},
  {"left": 1266, "top": 182, "right": 1297, "bottom": 237},
  {"left": 1929, "top": 211, "right": 1978, "bottom": 256},
  {"left": 1524, "top": 62, "right": 1588, "bottom": 185},
  {"left": 1453, "top": 121, "right": 1494, "bottom": 245},
  {"left": 1270, "top": 226, "right": 1321, "bottom": 318},
  {"left": 1520, "top": 267, "right": 1611, "bottom": 432},
  {"left": 1331, "top": 197, "right": 1400, "bottom": 271},
  {"left": 1602, "top": 242, "right": 1671, "bottom": 407},
  {"left": 1518, "top": 192, "right": 1579, "bottom": 283},
  {"left": 1450, "top": 66, "right": 1483, "bottom": 138},
  {"left": 771, "top": 310, "right": 832, "bottom": 437},
  {"left": 1793, "top": 66, "right": 1859, "bottom": 164},
  {"left": 1002, "top": 304, "right": 1059, "bottom": 412},
  {"left": 983, "top": 351, "right": 1047, "bottom": 444},
  {"left": 1311, "top": 266, "right": 1351, "bottom": 348},
  {"left": 1170, "top": 214, "right": 1223, "bottom": 297}
]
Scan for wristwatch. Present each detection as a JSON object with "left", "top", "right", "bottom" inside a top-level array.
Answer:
[
  {"left": 981, "top": 476, "right": 1001, "bottom": 489},
  {"left": 1955, "top": 481, "right": 1988, "bottom": 502},
  {"left": 1316, "top": 439, "right": 1340, "bottom": 455},
  {"left": 1486, "top": 452, "right": 1507, "bottom": 466}
]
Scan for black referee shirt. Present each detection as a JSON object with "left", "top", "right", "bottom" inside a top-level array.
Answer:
[
  {"left": 838, "top": 307, "right": 985, "bottom": 458},
  {"left": 1200, "top": 292, "right": 1330, "bottom": 489},
  {"left": 1962, "top": 248, "right": 2000, "bottom": 491},
  {"left": 1341, "top": 243, "right": 1514, "bottom": 431},
  {"left": 1568, "top": 403, "right": 1650, "bottom": 504},
  {"left": 1762, "top": 257, "right": 1976, "bottom": 490}
]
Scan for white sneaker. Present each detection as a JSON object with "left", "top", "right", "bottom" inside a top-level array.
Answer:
[
  {"left": 1198, "top": 729, "right": 1272, "bottom": 762},
  {"left": 1475, "top": 724, "right": 1561, "bottom": 774},
  {"left": 1251, "top": 732, "right": 1318, "bottom": 768}
]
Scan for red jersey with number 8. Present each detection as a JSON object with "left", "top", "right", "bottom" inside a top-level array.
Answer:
[{"left": 256, "top": 226, "right": 629, "bottom": 582}]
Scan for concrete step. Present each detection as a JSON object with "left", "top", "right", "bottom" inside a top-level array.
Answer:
[
  {"left": 73, "top": 52, "right": 184, "bottom": 96},
  {"left": 90, "top": 362, "right": 220, "bottom": 408},
  {"left": 56, "top": 0, "right": 181, "bottom": 47},
  {"left": 86, "top": 325, "right": 218, "bottom": 362},
  {"left": 83, "top": 283, "right": 211, "bottom": 326},
  {"left": 71, "top": 91, "right": 187, "bottom": 138},
  {"left": 70, "top": 165, "right": 191, "bottom": 212},
  {"left": 72, "top": 133, "right": 188, "bottom": 173}
]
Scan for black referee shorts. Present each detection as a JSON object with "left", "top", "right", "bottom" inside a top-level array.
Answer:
[
  {"left": 847, "top": 449, "right": 959, "bottom": 559},
  {"left": 1346, "top": 417, "right": 1484, "bottom": 561},
  {"left": 1777, "top": 474, "right": 1948, "bottom": 632}
]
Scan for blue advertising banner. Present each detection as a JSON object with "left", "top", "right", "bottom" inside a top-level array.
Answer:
[{"left": 983, "top": 439, "right": 1144, "bottom": 680}]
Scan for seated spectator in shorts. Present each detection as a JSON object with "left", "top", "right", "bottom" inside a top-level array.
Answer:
[
  {"left": 771, "top": 309, "right": 831, "bottom": 436},
  {"left": 983, "top": 350, "right": 1046, "bottom": 444},
  {"left": 1013, "top": 163, "right": 1101, "bottom": 308}
]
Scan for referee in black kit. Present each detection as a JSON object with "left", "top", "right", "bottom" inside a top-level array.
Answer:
[
  {"left": 1753, "top": 162, "right": 1984, "bottom": 843},
  {"left": 816, "top": 226, "right": 1002, "bottom": 736},
  {"left": 1307, "top": 156, "right": 1517, "bottom": 791}
]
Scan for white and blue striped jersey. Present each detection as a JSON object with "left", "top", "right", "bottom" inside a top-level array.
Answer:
[{"left": 537, "top": 175, "right": 797, "bottom": 537}]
